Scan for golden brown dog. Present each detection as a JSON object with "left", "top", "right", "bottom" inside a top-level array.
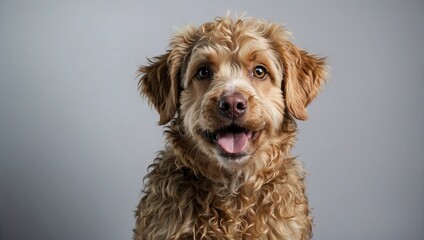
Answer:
[{"left": 134, "top": 16, "right": 327, "bottom": 240}]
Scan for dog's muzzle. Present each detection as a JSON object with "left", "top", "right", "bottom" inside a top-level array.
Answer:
[{"left": 201, "top": 92, "right": 261, "bottom": 157}]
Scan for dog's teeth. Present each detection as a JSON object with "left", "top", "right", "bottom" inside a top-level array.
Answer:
[
  {"left": 246, "top": 131, "right": 253, "bottom": 138},
  {"left": 213, "top": 134, "right": 218, "bottom": 142}
]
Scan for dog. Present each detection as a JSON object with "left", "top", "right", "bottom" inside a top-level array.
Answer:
[{"left": 134, "top": 16, "right": 327, "bottom": 240}]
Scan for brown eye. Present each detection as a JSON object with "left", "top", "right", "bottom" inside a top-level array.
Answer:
[
  {"left": 196, "top": 66, "right": 212, "bottom": 80},
  {"left": 253, "top": 65, "right": 267, "bottom": 79}
]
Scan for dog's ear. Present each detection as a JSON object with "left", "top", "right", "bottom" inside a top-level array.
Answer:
[
  {"left": 138, "top": 52, "right": 179, "bottom": 125},
  {"left": 281, "top": 42, "right": 327, "bottom": 120},
  {"left": 138, "top": 27, "right": 198, "bottom": 125}
]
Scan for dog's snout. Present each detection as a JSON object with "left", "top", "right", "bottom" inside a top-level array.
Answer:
[{"left": 218, "top": 93, "right": 247, "bottom": 119}]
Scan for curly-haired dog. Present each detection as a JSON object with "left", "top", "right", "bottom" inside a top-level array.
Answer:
[{"left": 134, "top": 16, "right": 327, "bottom": 240}]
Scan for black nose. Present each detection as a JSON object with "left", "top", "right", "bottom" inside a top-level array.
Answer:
[{"left": 218, "top": 92, "right": 247, "bottom": 119}]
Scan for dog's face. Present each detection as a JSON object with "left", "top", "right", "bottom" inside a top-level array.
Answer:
[{"left": 139, "top": 17, "right": 326, "bottom": 169}]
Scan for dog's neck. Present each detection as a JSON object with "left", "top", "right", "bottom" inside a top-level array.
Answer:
[{"left": 147, "top": 114, "right": 310, "bottom": 238}]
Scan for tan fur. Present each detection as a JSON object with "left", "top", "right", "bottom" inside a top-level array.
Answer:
[{"left": 135, "top": 16, "right": 327, "bottom": 240}]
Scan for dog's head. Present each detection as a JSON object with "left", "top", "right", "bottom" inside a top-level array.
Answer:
[{"left": 139, "top": 17, "right": 326, "bottom": 169}]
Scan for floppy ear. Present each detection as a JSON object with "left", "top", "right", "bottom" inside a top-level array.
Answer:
[
  {"left": 282, "top": 43, "right": 327, "bottom": 120},
  {"left": 138, "top": 52, "right": 179, "bottom": 125},
  {"left": 138, "top": 26, "right": 199, "bottom": 125}
]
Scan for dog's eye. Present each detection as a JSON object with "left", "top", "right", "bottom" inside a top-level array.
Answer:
[
  {"left": 253, "top": 65, "right": 268, "bottom": 79},
  {"left": 196, "top": 66, "right": 212, "bottom": 80}
]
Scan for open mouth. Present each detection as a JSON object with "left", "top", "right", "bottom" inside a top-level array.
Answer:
[{"left": 202, "top": 123, "right": 260, "bottom": 156}]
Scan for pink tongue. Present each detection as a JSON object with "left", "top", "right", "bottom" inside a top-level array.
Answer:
[{"left": 217, "top": 132, "right": 248, "bottom": 154}]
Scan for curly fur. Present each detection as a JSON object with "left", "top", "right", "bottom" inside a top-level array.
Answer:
[{"left": 134, "top": 16, "right": 327, "bottom": 240}]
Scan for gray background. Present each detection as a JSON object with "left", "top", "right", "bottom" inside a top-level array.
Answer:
[{"left": 1, "top": 0, "right": 423, "bottom": 239}]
